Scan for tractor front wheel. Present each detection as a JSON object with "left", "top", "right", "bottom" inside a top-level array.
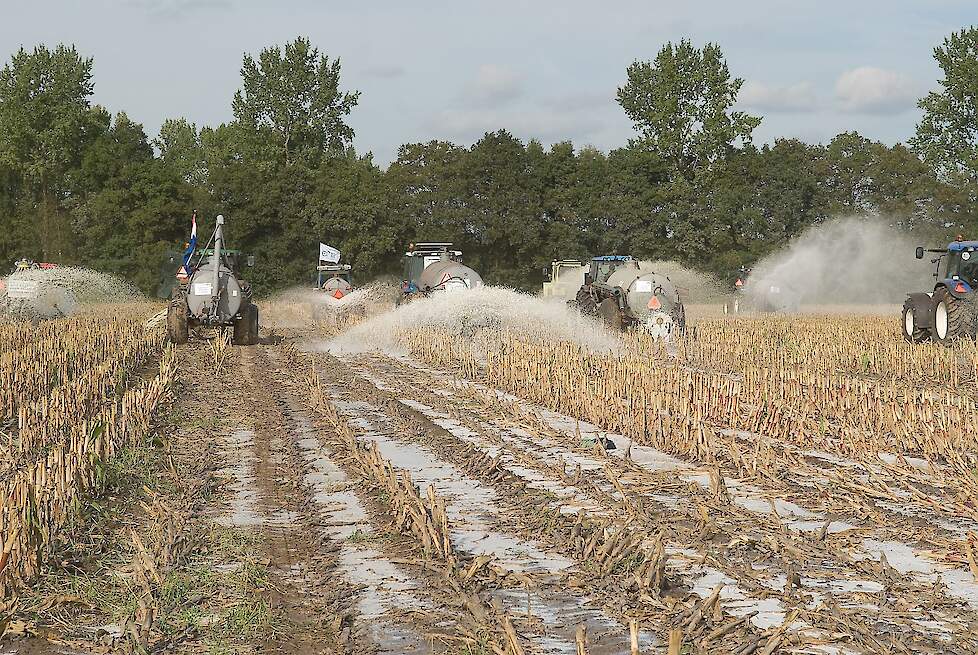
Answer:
[
  {"left": 932, "top": 289, "right": 975, "bottom": 346},
  {"left": 166, "top": 298, "right": 189, "bottom": 345},
  {"left": 232, "top": 304, "right": 260, "bottom": 346},
  {"left": 901, "top": 297, "right": 931, "bottom": 343}
]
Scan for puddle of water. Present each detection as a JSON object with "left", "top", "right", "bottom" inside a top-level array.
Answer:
[
  {"left": 285, "top": 403, "right": 435, "bottom": 651},
  {"left": 216, "top": 429, "right": 265, "bottom": 527},
  {"left": 861, "top": 539, "right": 978, "bottom": 609}
]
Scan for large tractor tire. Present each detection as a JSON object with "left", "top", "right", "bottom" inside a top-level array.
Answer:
[
  {"left": 901, "top": 297, "right": 931, "bottom": 343},
  {"left": 574, "top": 287, "right": 598, "bottom": 316},
  {"left": 166, "top": 298, "right": 189, "bottom": 345},
  {"left": 233, "top": 304, "right": 260, "bottom": 346},
  {"left": 598, "top": 297, "right": 624, "bottom": 331},
  {"left": 932, "top": 289, "right": 976, "bottom": 346}
]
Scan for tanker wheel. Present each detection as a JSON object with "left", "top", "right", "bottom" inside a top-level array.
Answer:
[
  {"left": 672, "top": 304, "right": 687, "bottom": 337},
  {"left": 233, "top": 304, "right": 260, "bottom": 346},
  {"left": 598, "top": 297, "right": 624, "bottom": 331},
  {"left": 901, "top": 298, "right": 930, "bottom": 343},
  {"left": 932, "top": 289, "right": 976, "bottom": 347},
  {"left": 166, "top": 299, "right": 189, "bottom": 345}
]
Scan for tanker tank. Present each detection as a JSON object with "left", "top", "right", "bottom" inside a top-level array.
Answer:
[
  {"left": 400, "top": 242, "right": 483, "bottom": 301},
  {"left": 416, "top": 256, "right": 483, "bottom": 292}
]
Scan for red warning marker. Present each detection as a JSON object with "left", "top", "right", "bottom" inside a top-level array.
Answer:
[
  {"left": 332, "top": 289, "right": 345, "bottom": 299},
  {"left": 735, "top": 278, "right": 744, "bottom": 287},
  {"left": 647, "top": 295, "right": 661, "bottom": 310},
  {"left": 176, "top": 266, "right": 189, "bottom": 282}
]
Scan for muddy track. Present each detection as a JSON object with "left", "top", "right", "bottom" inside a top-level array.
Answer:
[{"left": 327, "top": 350, "right": 978, "bottom": 653}]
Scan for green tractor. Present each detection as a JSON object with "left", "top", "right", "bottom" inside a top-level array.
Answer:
[{"left": 903, "top": 238, "right": 978, "bottom": 345}]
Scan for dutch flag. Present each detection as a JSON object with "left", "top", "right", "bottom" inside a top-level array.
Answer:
[{"left": 182, "top": 210, "right": 198, "bottom": 271}]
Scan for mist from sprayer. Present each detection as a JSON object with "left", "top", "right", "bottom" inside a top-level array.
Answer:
[
  {"left": 261, "top": 281, "right": 400, "bottom": 329},
  {"left": 745, "top": 217, "right": 934, "bottom": 310},
  {"left": 322, "top": 286, "right": 621, "bottom": 358},
  {"left": 0, "top": 267, "right": 142, "bottom": 320}
]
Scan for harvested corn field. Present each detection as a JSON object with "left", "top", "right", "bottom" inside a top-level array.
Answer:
[{"left": 6, "top": 291, "right": 978, "bottom": 654}]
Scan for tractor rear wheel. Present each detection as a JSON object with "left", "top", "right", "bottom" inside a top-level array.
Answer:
[
  {"left": 166, "top": 298, "right": 189, "bottom": 345},
  {"left": 901, "top": 297, "right": 930, "bottom": 343},
  {"left": 932, "top": 288, "right": 975, "bottom": 346},
  {"left": 598, "top": 297, "right": 624, "bottom": 331},
  {"left": 232, "top": 304, "right": 259, "bottom": 346}
]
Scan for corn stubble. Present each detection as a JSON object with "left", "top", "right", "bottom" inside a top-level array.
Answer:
[
  {"left": 0, "top": 311, "right": 174, "bottom": 597},
  {"left": 406, "top": 315, "right": 978, "bottom": 489}
]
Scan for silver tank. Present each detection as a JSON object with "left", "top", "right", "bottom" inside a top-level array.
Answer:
[
  {"left": 604, "top": 262, "right": 683, "bottom": 338},
  {"left": 186, "top": 256, "right": 243, "bottom": 321},
  {"left": 418, "top": 256, "right": 483, "bottom": 292},
  {"left": 322, "top": 276, "right": 353, "bottom": 298}
]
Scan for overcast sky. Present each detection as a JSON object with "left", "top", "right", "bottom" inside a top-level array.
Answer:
[{"left": 1, "top": 1, "right": 973, "bottom": 166}]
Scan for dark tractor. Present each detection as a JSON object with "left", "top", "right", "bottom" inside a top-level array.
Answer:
[{"left": 903, "top": 238, "right": 978, "bottom": 345}]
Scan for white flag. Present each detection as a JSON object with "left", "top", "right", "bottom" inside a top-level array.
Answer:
[{"left": 319, "top": 243, "right": 340, "bottom": 263}]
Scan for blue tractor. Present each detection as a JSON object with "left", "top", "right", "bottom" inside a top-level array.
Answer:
[{"left": 903, "top": 238, "right": 978, "bottom": 345}]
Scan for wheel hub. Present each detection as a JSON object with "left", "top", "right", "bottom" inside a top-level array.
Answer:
[{"left": 936, "top": 300, "right": 948, "bottom": 339}]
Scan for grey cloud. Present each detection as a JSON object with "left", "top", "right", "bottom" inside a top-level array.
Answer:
[
  {"left": 463, "top": 64, "right": 524, "bottom": 108},
  {"left": 362, "top": 64, "right": 406, "bottom": 79},
  {"left": 834, "top": 66, "right": 919, "bottom": 114},
  {"left": 124, "top": 0, "right": 231, "bottom": 19},
  {"left": 738, "top": 80, "right": 817, "bottom": 113}
]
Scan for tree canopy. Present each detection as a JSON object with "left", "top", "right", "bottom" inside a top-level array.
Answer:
[
  {"left": 616, "top": 40, "right": 761, "bottom": 181},
  {"left": 0, "top": 33, "right": 973, "bottom": 297},
  {"left": 912, "top": 27, "right": 978, "bottom": 187}
]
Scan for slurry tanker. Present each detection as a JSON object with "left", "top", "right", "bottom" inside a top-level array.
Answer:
[
  {"left": 166, "top": 214, "right": 259, "bottom": 345},
  {"left": 399, "top": 242, "right": 483, "bottom": 301},
  {"left": 0, "top": 259, "right": 76, "bottom": 321},
  {"left": 317, "top": 263, "right": 354, "bottom": 299},
  {"left": 571, "top": 256, "right": 685, "bottom": 339}
]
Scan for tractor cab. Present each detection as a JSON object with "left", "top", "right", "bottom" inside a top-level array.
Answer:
[
  {"left": 588, "top": 256, "right": 634, "bottom": 285},
  {"left": 942, "top": 241, "right": 978, "bottom": 292},
  {"left": 915, "top": 238, "right": 978, "bottom": 296}
]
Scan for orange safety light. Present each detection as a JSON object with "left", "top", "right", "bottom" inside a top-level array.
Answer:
[
  {"left": 955, "top": 282, "right": 967, "bottom": 293},
  {"left": 647, "top": 295, "right": 661, "bottom": 310}
]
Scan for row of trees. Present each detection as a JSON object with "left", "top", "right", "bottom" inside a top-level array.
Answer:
[{"left": 1, "top": 33, "right": 976, "bottom": 294}]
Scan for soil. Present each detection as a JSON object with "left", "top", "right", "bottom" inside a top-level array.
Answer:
[{"left": 9, "top": 314, "right": 978, "bottom": 654}]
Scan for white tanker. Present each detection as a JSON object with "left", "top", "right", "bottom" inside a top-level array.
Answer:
[{"left": 400, "top": 243, "right": 483, "bottom": 299}]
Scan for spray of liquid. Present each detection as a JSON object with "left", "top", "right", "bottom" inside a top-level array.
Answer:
[
  {"left": 262, "top": 281, "right": 401, "bottom": 329},
  {"left": 0, "top": 267, "right": 142, "bottom": 321},
  {"left": 745, "top": 218, "right": 934, "bottom": 310},
  {"left": 544, "top": 260, "right": 725, "bottom": 304},
  {"left": 637, "top": 261, "right": 726, "bottom": 304},
  {"left": 323, "top": 286, "right": 620, "bottom": 358}
]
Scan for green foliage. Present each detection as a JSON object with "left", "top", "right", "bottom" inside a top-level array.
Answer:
[
  {"left": 0, "top": 33, "right": 973, "bottom": 294},
  {"left": 231, "top": 36, "right": 359, "bottom": 168},
  {"left": 912, "top": 27, "right": 978, "bottom": 186},
  {"left": 616, "top": 40, "right": 761, "bottom": 180}
]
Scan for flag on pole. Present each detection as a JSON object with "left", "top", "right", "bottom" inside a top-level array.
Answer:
[
  {"left": 182, "top": 210, "right": 198, "bottom": 271},
  {"left": 319, "top": 243, "right": 341, "bottom": 263}
]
